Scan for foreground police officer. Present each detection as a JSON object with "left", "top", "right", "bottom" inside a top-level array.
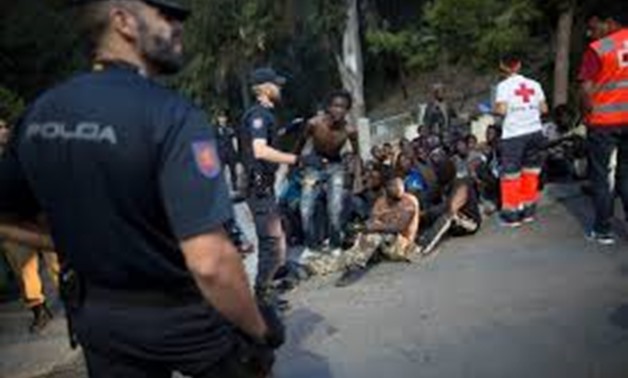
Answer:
[
  {"left": 0, "top": 0, "right": 283, "bottom": 376},
  {"left": 240, "top": 68, "right": 300, "bottom": 305}
]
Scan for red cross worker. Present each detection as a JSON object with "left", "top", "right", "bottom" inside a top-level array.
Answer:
[{"left": 493, "top": 54, "right": 549, "bottom": 227}]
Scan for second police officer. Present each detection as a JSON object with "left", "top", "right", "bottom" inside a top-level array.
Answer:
[{"left": 240, "top": 68, "right": 301, "bottom": 308}]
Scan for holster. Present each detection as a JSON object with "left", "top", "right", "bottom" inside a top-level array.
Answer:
[
  {"left": 58, "top": 266, "right": 85, "bottom": 349},
  {"left": 248, "top": 171, "right": 275, "bottom": 198},
  {"left": 225, "top": 219, "right": 246, "bottom": 248}
]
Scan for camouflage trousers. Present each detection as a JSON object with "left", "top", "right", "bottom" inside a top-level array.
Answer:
[
  {"left": 343, "top": 233, "right": 412, "bottom": 268},
  {"left": 304, "top": 233, "right": 412, "bottom": 276}
]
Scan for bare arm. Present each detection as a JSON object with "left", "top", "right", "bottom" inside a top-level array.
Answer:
[
  {"left": 368, "top": 210, "right": 414, "bottom": 234},
  {"left": 448, "top": 183, "right": 470, "bottom": 215},
  {"left": 366, "top": 199, "right": 414, "bottom": 234},
  {"left": 253, "top": 139, "right": 298, "bottom": 165},
  {"left": 181, "top": 229, "right": 267, "bottom": 340},
  {"left": 493, "top": 102, "right": 507, "bottom": 116},
  {"left": 347, "top": 126, "right": 364, "bottom": 191},
  {"left": 540, "top": 101, "right": 549, "bottom": 115},
  {"left": 0, "top": 223, "right": 54, "bottom": 250},
  {"left": 0, "top": 214, "right": 53, "bottom": 250},
  {"left": 348, "top": 126, "right": 360, "bottom": 158}
]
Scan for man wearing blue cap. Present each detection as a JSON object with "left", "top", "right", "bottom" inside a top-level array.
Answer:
[
  {"left": 240, "top": 68, "right": 301, "bottom": 308},
  {"left": 0, "top": 1, "right": 284, "bottom": 376}
]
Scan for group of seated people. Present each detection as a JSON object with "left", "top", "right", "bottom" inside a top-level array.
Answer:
[
  {"left": 215, "top": 89, "right": 586, "bottom": 291},
  {"left": 278, "top": 124, "right": 495, "bottom": 286},
  {"left": 277, "top": 102, "right": 588, "bottom": 287}
]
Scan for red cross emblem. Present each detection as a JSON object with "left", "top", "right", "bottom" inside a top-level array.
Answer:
[{"left": 514, "top": 83, "right": 535, "bottom": 103}]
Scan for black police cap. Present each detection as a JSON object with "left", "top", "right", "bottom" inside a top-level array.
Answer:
[
  {"left": 73, "top": 0, "right": 190, "bottom": 21},
  {"left": 250, "top": 68, "right": 287, "bottom": 87}
]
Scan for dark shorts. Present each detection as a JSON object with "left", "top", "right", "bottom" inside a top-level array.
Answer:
[{"left": 499, "top": 132, "right": 546, "bottom": 176}]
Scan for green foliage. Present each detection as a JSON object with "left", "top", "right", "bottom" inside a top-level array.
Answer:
[
  {"left": 0, "top": 86, "right": 25, "bottom": 122},
  {"left": 424, "top": 0, "right": 543, "bottom": 69},
  {"left": 365, "top": 27, "right": 439, "bottom": 71},
  {"left": 0, "top": 0, "right": 83, "bottom": 100},
  {"left": 0, "top": 0, "right": 595, "bottom": 118},
  {"left": 175, "top": 0, "right": 347, "bottom": 117},
  {"left": 175, "top": 0, "right": 283, "bottom": 109}
]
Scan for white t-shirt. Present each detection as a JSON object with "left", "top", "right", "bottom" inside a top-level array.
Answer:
[{"left": 495, "top": 74, "right": 546, "bottom": 140}]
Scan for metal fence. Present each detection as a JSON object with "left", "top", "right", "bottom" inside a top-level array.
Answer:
[{"left": 368, "top": 104, "right": 426, "bottom": 146}]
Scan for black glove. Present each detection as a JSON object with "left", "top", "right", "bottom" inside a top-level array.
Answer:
[
  {"left": 235, "top": 302, "right": 284, "bottom": 377},
  {"left": 236, "top": 335, "right": 275, "bottom": 377},
  {"left": 258, "top": 301, "right": 286, "bottom": 349}
]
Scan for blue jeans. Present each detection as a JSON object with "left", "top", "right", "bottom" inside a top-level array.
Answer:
[
  {"left": 587, "top": 128, "right": 628, "bottom": 233},
  {"left": 300, "top": 163, "right": 346, "bottom": 249}
]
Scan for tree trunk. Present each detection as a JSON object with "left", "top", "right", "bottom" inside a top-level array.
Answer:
[
  {"left": 238, "top": 68, "right": 251, "bottom": 111},
  {"left": 336, "top": 0, "right": 365, "bottom": 123},
  {"left": 282, "top": 0, "right": 297, "bottom": 35},
  {"left": 398, "top": 61, "right": 409, "bottom": 100},
  {"left": 553, "top": 2, "right": 574, "bottom": 107}
]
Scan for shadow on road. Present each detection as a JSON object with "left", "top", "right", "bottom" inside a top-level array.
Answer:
[
  {"left": 609, "top": 304, "right": 628, "bottom": 330},
  {"left": 277, "top": 308, "right": 334, "bottom": 378},
  {"left": 551, "top": 182, "right": 628, "bottom": 240},
  {"left": 548, "top": 183, "right": 593, "bottom": 232}
]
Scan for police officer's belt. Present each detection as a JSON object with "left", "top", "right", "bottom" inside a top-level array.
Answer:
[
  {"left": 85, "top": 283, "right": 204, "bottom": 308},
  {"left": 248, "top": 171, "right": 275, "bottom": 197}
]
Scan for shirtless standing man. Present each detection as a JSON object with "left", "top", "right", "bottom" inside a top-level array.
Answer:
[{"left": 294, "top": 90, "right": 360, "bottom": 257}]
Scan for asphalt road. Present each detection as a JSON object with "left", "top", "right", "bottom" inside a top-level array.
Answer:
[
  {"left": 276, "top": 193, "right": 628, "bottom": 378},
  {"left": 2, "top": 188, "right": 628, "bottom": 378}
]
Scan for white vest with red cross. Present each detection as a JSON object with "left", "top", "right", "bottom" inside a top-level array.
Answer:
[{"left": 495, "top": 74, "right": 546, "bottom": 140}]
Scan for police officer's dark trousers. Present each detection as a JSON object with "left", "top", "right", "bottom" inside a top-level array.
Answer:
[
  {"left": 588, "top": 127, "right": 628, "bottom": 233},
  {"left": 247, "top": 193, "right": 286, "bottom": 296},
  {"left": 71, "top": 286, "right": 263, "bottom": 378}
]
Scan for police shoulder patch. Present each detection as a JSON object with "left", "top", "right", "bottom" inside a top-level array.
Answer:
[
  {"left": 192, "top": 141, "right": 221, "bottom": 179},
  {"left": 252, "top": 117, "right": 265, "bottom": 130}
]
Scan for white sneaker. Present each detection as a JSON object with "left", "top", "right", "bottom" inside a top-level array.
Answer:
[
  {"left": 330, "top": 248, "right": 343, "bottom": 258},
  {"left": 586, "top": 230, "right": 617, "bottom": 246},
  {"left": 300, "top": 248, "right": 320, "bottom": 262}
]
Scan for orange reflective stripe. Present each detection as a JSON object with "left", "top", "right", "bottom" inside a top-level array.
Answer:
[
  {"left": 521, "top": 171, "right": 540, "bottom": 205},
  {"left": 593, "top": 80, "right": 628, "bottom": 93},
  {"left": 501, "top": 177, "right": 522, "bottom": 211},
  {"left": 593, "top": 37, "right": 616, "bottom": 54},
  {"left": 593, "top": 103, "right": 628, "bottom": 113}
]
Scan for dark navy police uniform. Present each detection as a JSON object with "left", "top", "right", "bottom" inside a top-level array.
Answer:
[
  {"left": 240, "top": 102, "right": 286, "bottom": 296},
  {"left": 0, "top": 61, "right": 259, "bottom": 377},
  {"left": 217, "top": 123, "right": 239, "bottom": 188}
]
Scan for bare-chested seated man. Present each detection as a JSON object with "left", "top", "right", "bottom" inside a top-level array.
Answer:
[
  {"left": 335, "top": 177, "right": 420, "bottom": 287},
  {"left": 294, "top": 90, "right": 360, "bottom": 258}
]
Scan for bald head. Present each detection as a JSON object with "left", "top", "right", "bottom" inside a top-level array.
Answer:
[{"left": 385, "top": 177, "right": 405, "bottom": 201}]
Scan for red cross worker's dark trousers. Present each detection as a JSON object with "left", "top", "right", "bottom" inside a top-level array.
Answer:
[{"left": 498, "top": 132, "right": 545, "bottom": 221}]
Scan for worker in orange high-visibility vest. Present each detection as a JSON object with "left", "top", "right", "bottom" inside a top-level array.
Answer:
[
  {"left": 493, "top": 53, "right": 549, "bottom": 227},
  {"left": 579, "top": 6, "right": 628, "bottom": 246}
]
